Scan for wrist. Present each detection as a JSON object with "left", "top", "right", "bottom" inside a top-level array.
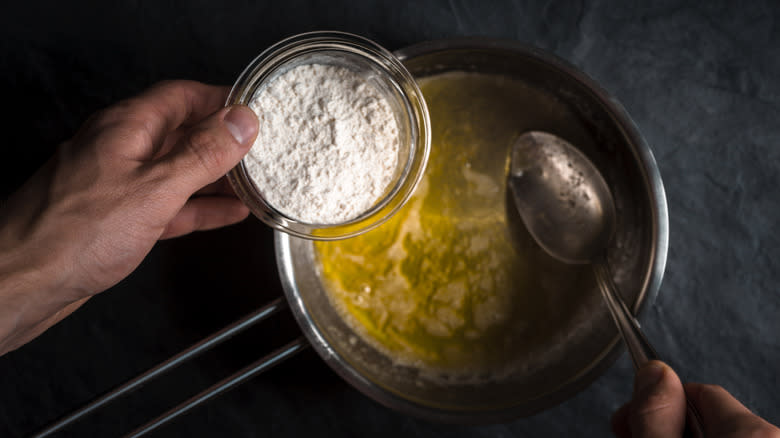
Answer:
[
  {"left": 0, "top": 156, "right": 89, "bottom": 297},
  {"left": 0, "top": 236, "right": 69, "bottom": 301},
  {"left": 0, "top": 254, "right": 44, "bottom": 353},
  {"left": 0, "top": 168, "right": 87, "bottom": 354},
  {"left": 0, "top": 224, "right": 85, "bottom": 303},
  {"left": 0, "top": 230, "right": 86, "bottom": 356}
]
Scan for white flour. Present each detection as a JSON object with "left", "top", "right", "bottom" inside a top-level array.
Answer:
[{"left": 244, "top": 63, "right": 400, "bottom": 224}]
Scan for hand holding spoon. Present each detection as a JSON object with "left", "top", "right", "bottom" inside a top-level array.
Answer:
[{"left": 509, "top": 131, "right": 704, "bottom": 437}]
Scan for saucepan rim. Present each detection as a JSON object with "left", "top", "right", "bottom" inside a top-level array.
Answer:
[{"left": 275, "top": 37, "right": 669, "bottom": 423}]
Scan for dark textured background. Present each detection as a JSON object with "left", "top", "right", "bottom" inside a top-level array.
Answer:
[{"left": 1, "top": 0, "right": 778, "bottom": 436}]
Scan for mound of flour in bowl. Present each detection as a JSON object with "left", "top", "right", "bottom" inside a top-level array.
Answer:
[{"left": 244, "top": 63, "right": 400, "bottom": 224}]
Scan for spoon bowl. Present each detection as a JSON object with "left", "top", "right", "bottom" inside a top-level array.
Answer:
[{"left": 509, "top": 131, "right": 616, "bottom": 264}]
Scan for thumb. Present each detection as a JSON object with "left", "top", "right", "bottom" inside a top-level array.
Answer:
[
  {"left": 167, "top": 104, "right": 258, "bottom": 194},
  {"left": 629, "top": 361, "right": 687, "bottom": 438}
]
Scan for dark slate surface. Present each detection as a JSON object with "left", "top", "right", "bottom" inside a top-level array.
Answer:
[{"left": 1, "top": 1, "right": 778, "bottom": 436}]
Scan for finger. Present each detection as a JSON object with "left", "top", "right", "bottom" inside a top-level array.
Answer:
[
  {"left": 195, "top": 177, "right": 238, "bottom": 197},
  {"left": 160, "top": 196, "right": 250, "bottom": 239},
  {"left": 134, "top": 81, "right": 230, "bottom": 133},
  {"left": 684, "top": 383, "right": 777, "bottom": 437},
  {"left": 99, "top": 81, "right": 230, "bottom": 144},
  {"left": 611, "top": 402, "right": 632, "bottom": 438},
  {"left": 153, "top": 92, "right": 241, "bottom": 159},
  {"left": 629, "top": 361, "right": 686, "bottom": 438},
  {"left": 684, "top": 383, "right": 751, "bottom": 417},
  {"left": 162, "top": 104, "right": 258, "bottom": 195}
]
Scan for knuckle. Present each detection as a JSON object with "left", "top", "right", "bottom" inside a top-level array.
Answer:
[
  {"left": 90, "top": 102, "right": 131, "bottom": 127},
  {"left": 82, "top": 113, "right": 152, "bottom": 156},
  {"left": 90, "top": 98, "right": 148, "bottom": 131},
  {"left": 149, "top": 79, "right": 201, "bottom": 99},
  {"left": 150, "top": 79, "right": 185, "bottom": 96}
]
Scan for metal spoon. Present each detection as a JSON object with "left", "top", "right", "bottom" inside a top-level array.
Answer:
[{"left": 509, "top": 131, "right": 704, "bottom": 437}]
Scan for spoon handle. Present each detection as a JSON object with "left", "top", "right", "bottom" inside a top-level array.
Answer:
[
  {"left": 593, "top": 261, "right": 705, "bottom": 438},
  {"left": 592, "top": 260, "right": 659, "bottom": 368}
]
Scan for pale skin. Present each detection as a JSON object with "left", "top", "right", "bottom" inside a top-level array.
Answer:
[
  {"left": 0, "top": 80, "right": 258, "bottom": 354},
  {"left": 0, "top": 81, "right": 777, "bottom": 437}
]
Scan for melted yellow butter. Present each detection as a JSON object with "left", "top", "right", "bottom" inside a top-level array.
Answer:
[{"left": 315, "top": 72, "right": 593, "bottom": 373}]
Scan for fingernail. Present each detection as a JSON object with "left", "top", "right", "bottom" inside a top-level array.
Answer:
[
  {"left": 635, "top": 362, "right": 665, "bottom": 395},
  {"left": 224, "top": 105, "right": 258, "bottom": 145}
]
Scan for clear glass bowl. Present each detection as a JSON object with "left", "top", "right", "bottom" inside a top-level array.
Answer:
[{"left": 226, "top": 31, "right": 431, "bottom": 240}]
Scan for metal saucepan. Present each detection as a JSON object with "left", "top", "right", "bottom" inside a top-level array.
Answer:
[{"left": 277, "top": 38, "right": 668, "bottom": 422}]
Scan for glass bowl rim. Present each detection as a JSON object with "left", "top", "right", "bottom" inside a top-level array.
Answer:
[{"left": 226, "top": 30, "right": 431, "bottom": 241}]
